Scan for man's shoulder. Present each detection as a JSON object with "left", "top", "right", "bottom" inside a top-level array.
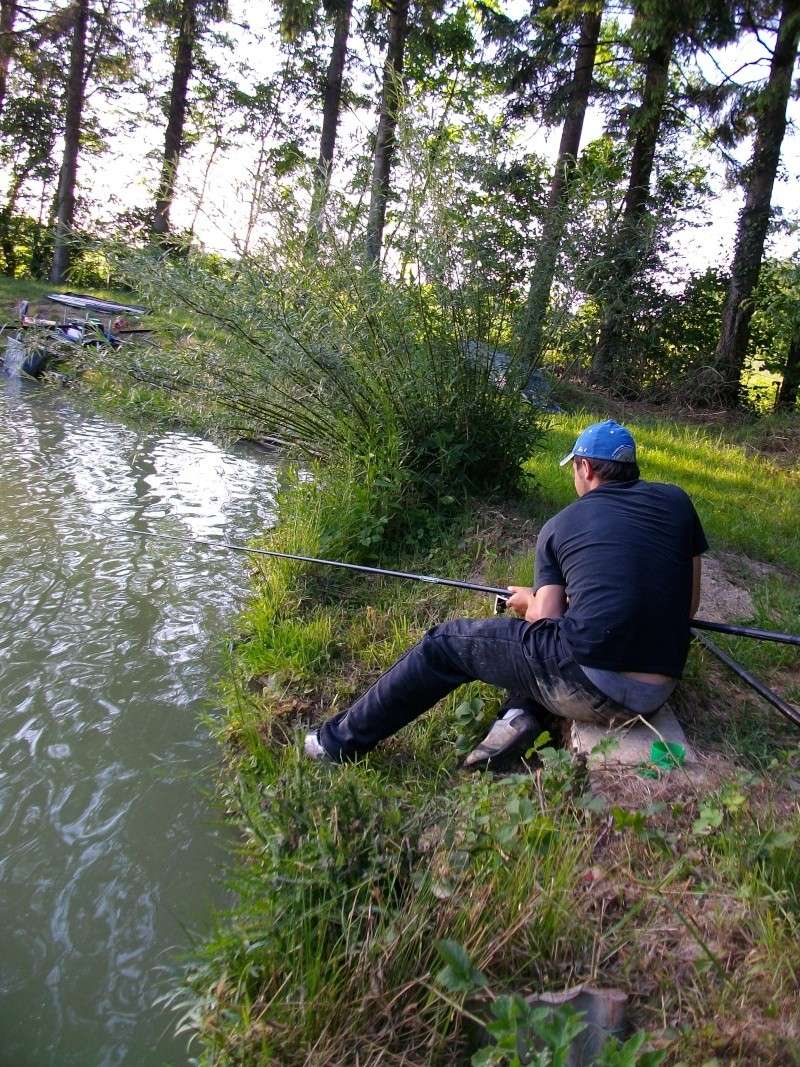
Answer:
[
  {"left": 540, "top": 497, "right": 585, "bottom": 535},
  {"left": 638, "top": 480, "right": 694, "bottom": 506}
]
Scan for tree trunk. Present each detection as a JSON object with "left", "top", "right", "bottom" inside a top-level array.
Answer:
[
  {"left": 152, "top": 0, "right": 198, "bottom": 237},
  {"left": 713, "top": 0, "right": 800, "bottom": 408},
  {"left": 307, "top": 0, "right": 353, "bottom": 241},
  {"left": 775, "top": 322, "right": 800, "bottom": 411},
  {"left": 520, "top": 5, "right": 602, "bottom": 364},
  {"left": 591, "top": 22, "right": 675, "bottom": 383},
  {"left": 364, "top": 0, "right": 409, "bottom": 268},
  {"left": 31, "top": 183, "right": 53, "bottom": 277},
  {"left": 0, "top": 0, "right": 18, "bottom": 118},
  {"left": 0, "top": 169, "right": 24, "bottom": 275},
  {"left": 49, "top": 0, "right": 89, "bottom": 284}
]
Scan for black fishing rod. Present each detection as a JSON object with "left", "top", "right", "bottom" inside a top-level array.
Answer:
[
  {"left": 116, "top": 527, "right": 800, "bottom": 648},
  {"left": 117, "top": 527, "right": 800, "bottom": 728},
  {"left": 692, "top": 630, "right": 800, "bottom": 730}
]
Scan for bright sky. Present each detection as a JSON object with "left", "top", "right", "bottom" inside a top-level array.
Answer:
[{"left": 36, "top": 2, "right": 800, "bottom": 277}]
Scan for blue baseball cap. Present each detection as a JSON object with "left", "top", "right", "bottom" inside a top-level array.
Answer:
[{"left": 559, "top": 419, "right": 637, "bottom": 466}]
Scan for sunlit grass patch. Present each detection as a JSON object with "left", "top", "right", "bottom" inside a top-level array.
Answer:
[
  {"left": 237, "top": 607, "right": 335, "bottom": 680},
  {"left": 525, "top": 411, "right": 800, "bottom": 572}
]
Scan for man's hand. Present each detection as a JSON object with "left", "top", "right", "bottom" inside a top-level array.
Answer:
[
  {"left": 506, "top": 586, "right": 536, "bottom": 619},
  {"left": 506, "top": 584, "right": 567, "bottom": 623}
]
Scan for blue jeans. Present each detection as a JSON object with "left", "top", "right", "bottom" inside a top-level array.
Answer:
[{"left": 318, "top": 617, "right": 630, "bottom": 761}]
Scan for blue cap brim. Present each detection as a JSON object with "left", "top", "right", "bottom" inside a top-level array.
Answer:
[{"left": 559, "top": 451, "right": 574, "bottom": 467}]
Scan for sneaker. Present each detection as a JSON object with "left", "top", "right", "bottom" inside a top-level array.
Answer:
[
  {"left": 304, "top": 730, "right": 333, "bottom": 762},
  {"left": 462, "top": 708, "right": 540, "bottom": 770}
]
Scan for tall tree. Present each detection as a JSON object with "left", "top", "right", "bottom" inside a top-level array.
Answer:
[
  {"left": 0, "top": 0, "right": 18, "bottom": 117},
  {"left": 272, "top": 0, "right": 356, "bottom": 240},
  {"left": 149, "top": 0, "right": 228, "bottom": 238},
  {"left": 50, "top": 0, "right": 89, "bottom": 283},
  {"left": 749, "top": 258, "right": 800, "bottom": 411},
  {"left": 591, "top": 10, "right": 676, "bottom": 382},
  {"left": 713, "top": 0, "right": 800, "bottom": 407},
  {"left": 775, "top": 323, "right": 800, "bottom": 410},
  {"left": 365, "top": 0, "right": 410, "bottom": 266},
  {"left": 308, "top": 0, "right": 354, "bottom": 239},
  {"left": 520, "top": 3, "right": 603, "bottom": 364},
  {"left": 152, "top": 0, "right": 199, "bottom": 236}
]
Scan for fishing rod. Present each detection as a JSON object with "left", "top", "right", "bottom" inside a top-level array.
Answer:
[
  {"left": 117, "top": 527, "right": 799, "bottom": 728},
  {"left": 116, "top": 527, "right": 800, "bottom": 647},
  {"left": 692, "top": 630, "right": 800, "bottom": 730}
]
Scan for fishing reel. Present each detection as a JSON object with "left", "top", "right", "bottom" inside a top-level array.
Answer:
[{"left": 493, "top": 594, "right": 508, "bottom": 615}]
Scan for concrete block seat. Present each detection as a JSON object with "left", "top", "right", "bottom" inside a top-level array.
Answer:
[{"left": 569, "top": 703, "right": 699, "bottom": 773}]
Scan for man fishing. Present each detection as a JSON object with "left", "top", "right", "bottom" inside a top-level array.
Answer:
[{"left": 305, "top": 419, "right": 708, "bottom": 768}]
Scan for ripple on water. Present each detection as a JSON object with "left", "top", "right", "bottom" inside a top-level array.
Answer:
[{"left": 0, "top": 382, "right": 278, "bottom": 1066}]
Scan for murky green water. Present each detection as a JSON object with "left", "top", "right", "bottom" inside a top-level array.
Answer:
[{"left": 0, "top": 379, "right": 278, "bottom": 1066}]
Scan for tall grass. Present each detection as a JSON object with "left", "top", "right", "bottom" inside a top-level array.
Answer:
[{"left": 97, "top": 216, "right": 546, "bottom": 545}]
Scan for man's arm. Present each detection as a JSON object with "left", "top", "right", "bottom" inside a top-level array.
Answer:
[
  {"left": 691, "top": 555, "right": 702, "bottom": 618},
  {"left": 506, "top": 584, "right": 567, "bottom": 623}
]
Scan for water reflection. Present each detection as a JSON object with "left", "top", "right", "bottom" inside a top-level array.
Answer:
[{"left": 0, "top": 381, "right": 278, "bottom": 1066}]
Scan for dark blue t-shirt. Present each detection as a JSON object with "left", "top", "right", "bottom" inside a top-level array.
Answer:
[{"left": 534, "top": 480, "right": 708, "bottom": 677}]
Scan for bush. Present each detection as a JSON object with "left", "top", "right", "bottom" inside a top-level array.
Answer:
[{"left": 100, "top": 219, "right": 546, "bottom": 556}]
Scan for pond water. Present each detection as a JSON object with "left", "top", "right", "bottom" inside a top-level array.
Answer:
[{"left": 0, "top": 378, "right": 278, "bottom": 1066}]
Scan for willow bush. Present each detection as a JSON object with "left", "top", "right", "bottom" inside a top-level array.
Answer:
[{"left": 102, "top": 220, "right": 546, "bottom": 550}]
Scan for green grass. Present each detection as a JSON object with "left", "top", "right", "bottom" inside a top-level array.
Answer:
[
  {"left": 173, "top": 415, "right": 800, "bottom": 1066},
  {"left": 526, "top": 410, "right": 800, "bottom": 572},
  {"left": 0, "top": 274, "right": 140, "bottom": 314}
]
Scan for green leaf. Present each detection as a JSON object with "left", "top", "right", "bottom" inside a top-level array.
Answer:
[
  {"left": 649, "top": 741, "right": 686, "bottom": 771},
  {"left": 530, "top": 1004, "right": 587, "bottom": 1060},
  {"left": 577, "top": 791, "right": 609, "bottom": 814},
  {"left": 596, "top": 1030, "right": 666, "bottom": 1066},
  {"left": 496, "top": 823, "right": 518, "bottom": 846},
  {"left": 434, "top": 939, "right": 487, "bottom": 993},
  {"left": 611, "top": 806, "right": 648, "bottom": 833},
  {"left": 692, "top": 804, "right": 724, "bottom": 836},
  {"left": 471, "top": 1047, "right": 501, "bottom": 1067},
  {"left": 754, "top": 829, "right": 797, "bottom": 855}
]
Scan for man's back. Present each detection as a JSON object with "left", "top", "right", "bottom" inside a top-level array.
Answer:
[{"left": 535, "top": 479, "right": 708, "bottom": 676}]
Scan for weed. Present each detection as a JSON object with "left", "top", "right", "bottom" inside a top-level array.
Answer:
[{"left": 433, "top": 940, "right": 665, "bottom": 1067}]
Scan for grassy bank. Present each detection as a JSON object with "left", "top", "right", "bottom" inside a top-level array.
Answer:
[
  {"left": 0, "top": 276, "right": 228, "bottom": 431},
  {"left": 173, "top": 410, "right": 800, "bottom": 1066}
]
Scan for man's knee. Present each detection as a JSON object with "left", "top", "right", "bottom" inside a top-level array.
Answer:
[{"left": 425, "top": 617, "right": 504, "bottom": 642}]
